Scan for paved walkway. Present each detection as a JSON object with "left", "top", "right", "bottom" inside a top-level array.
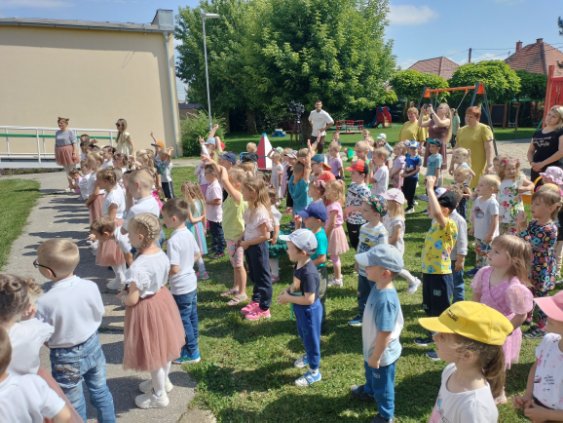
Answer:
[{"left": 1, "top": 171, "right": 213, "bottom": 423}]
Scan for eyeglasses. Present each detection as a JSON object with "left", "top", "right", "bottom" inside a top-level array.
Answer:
[
  {"left": 115, "top": 123, "right": 123, "bottom": 127},
  {"left": 33, "top": 259, "right": 57, "bottom": 278}
]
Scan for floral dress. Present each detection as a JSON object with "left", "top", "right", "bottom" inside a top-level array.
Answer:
[{"left": 498, "top": 177, "right": 524, "bottom": 234}]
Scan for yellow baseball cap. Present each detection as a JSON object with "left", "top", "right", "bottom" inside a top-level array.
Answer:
[{"left": 418, "top": 301, "right": 513, "bottom": 346}]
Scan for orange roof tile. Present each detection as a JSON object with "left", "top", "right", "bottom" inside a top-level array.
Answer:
[
  {"left": 408, "top": 57, "right": 459, "bottom": 80},
  {"left": 505, "top": 39, "right": 563, "bottom": 76}
]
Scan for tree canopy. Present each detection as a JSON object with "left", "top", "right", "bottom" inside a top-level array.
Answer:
[
  {"left": 515, "top": 70, "right": 547, "bottom": 101},
  {"left": 390, "top": 69, "right": 448, "bottom": 103}
]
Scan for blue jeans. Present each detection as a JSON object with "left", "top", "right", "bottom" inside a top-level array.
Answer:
[
  {"left": 173, "top": 290, "right": 200, "bottom": 358},
  {"left": 294, "top": 299, "right": 323, "bottom": 371},
  {"left": 50, "top": 334, "right": 115, "bottom": 423},
  {"left": 245, "top": 242, "right": 272, "bottom": 310},
  {"left": 363, "top": 360, "right": 396, "bottom": 420},
  {"left": 451, "top": 260, "right": 465, "bottom": 303},
  {"left": 358, "top": 275, "right": 375, "bottom": 317}
]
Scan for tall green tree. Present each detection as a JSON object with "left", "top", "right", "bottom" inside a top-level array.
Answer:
[
  {"left": 390, "top": 69, "right": 449, "bottom": 104},
  {"left": 515, "top": 69, "right": 546, "bottom": 101}
]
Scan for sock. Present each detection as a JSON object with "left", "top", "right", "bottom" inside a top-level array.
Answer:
[{"left": 197, "top": 257, "right": 206, "bottom": 274}]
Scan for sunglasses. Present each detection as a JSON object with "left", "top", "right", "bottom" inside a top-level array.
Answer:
[{"left": 33, "top": 259, "right": 57, "bottom": 278}]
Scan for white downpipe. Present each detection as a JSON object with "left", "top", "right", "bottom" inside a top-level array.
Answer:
[{"left": 163, "top": 32, "right": 181, "bottom": 156}]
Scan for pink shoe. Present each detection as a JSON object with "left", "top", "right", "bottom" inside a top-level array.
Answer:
[
  {"left": 245, "top": 308, "right": 271, "bottom": 321},
  {"left": 240, "top": 301, "right": 259, "bottom": 316}
]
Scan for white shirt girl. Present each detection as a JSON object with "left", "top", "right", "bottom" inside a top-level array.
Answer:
[
  {"left": 103, "top": 185, "right": 126, "bottom": 219},
  {"left": 533, "top": 333, "right": 563, "bottom": 410},
  {"left": 8, "top": 319, "right": 54, "bottom": 375},
  {"left": 125, "top": 250, "right": 170, "bottom": 298}
]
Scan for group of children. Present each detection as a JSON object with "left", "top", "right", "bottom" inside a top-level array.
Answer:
[{"left": 1, "top": 122, "right": 562, "bottom": 422}]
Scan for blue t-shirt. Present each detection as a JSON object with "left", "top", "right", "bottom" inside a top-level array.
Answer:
[
  {"left": 310, "top": 228, "right": 328, "bottom": 268},
  {"left": 362, "top": 286, "right": 403, "bottom": 366},
  {"left": 404, "top": 153, "right": 421, "bottom": 179},
  {"left": 288, "top": 176, "right": 311, "bottom": 214},
  {"left": 426, "top": 153, "right": 442, "bottom": 178}
]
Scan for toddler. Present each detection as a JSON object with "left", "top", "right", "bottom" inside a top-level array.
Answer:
[
  {"left": 288, "top": 155, "right": 312, "bottom": 217},
  {"left": 425, "top": 139, "right": 442, "bottom": 186},
  {"left": 451, "top": 167, "right": 472, "bottom": 219},
  {"left": 389, "top": 142, "right": 406, "bottom": 189},
  {"left": 123, "top": 169, "right": 161, "bottom": 233},
  {"left": 327, "top": 142, "right": 343, "bottom": 179},
  {"left": 181, "top": 181, "right": 208, "bottom": 279},
  {"left": 370, "top": 147, "right": 389, "bottom": 195},
  {"left": 448, "top": 147, "right": 475, "bottom": 185},
  {"left": 269, "top": 152, "right": 284, "bottom": 202},
  {"left": 344, "top": 160, "right": 371, "bottom": 249},
  {"left": 157, "top": 147, "right": 175, "bottom": 199},
  {"left": 402, "top": 140, "right": 422, "bottom": 214},
  {"left": 323, "top": 180, "right": 349, "bottom": 287}
]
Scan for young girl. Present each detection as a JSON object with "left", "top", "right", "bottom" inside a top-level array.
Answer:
[
  {"left": 78, "top": 160, "right": 94, "bottom": 201},
  {"left": 370, "top": 147, "right": 389, "bottom": 195},
  {"left": 288, "top": 155, "right": 312, "bottom": 218},
  {"left": 540, "top": 166, "right": 563, "bottom": 280},
  {"left": 419, "top": 301, "right": 513, "bottom": 423},
  {"left": 345, "top": 159, "right": 371, "bottom": 249},
  {"left": 239, "top": 175, "right": 274, "bottom": 321},
  {"left": 268, "top": 188, "right": 285, "bottom": 283},
  {"left": 389, "top": 142, "right": 406, "bottom": 189},
  {"left": 327, "top": 142, "right": 343, "bottom": 179},
  {"left": 497, "top": 156, "right": 534, "bottom": 235},
  {"left": 101, "top": 145, "right": 115, "bottom": 170},
  {"left": 517, "top": 187, "right": 561, "bottom": 337},
  {"left": 269, "top": 152, "right": 284, "bottom": 202},
  {"left": 382, "top": 189, "right": 422, "bottom": 294},
  {"left": 448, "top": 147, "right": 475, "bottom": 184},
  {"left": 204, "top": 164, "right": 226, "bottom": 258},
  {"left": 181, "top": 181, "right": 208, "bottom": 280},
  {"left": 471, "top": 235, "right": 534, "bottom": 403},
  {"left": 122, "top": 213, "right": 185, "bottom": 409},
  {"left": 323, "top": 180, "right": 349, "bottom": 286}
]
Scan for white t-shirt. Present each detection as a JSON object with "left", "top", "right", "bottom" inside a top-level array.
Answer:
[
  {"left": 78, "top": 172, "right": 93, "bottom": 200},
  {"left": 243, "top": 205, "right": 273, "bottom": 241},
  {"left": 9, "top": 319, "right": 54, "bottom": 375},
  {"left": 533, "top": 332, "right": 563, "bottom": 410},
  {"left": 271, "top": 205, "right": 282, "bottom": 227},
  {"left": 0, "top": 374, "right": 65, "bottom": 423},
  {"left": 126, "top": 250, "right": 170, "bottom": 298},
  {"left": 103, "top": 186, "right": 126, "bottom": 219},
  {"left": 382, "top": 215, "right": 405, "bottom": 255},
  {"left": 429, "top": 363, "right": 498, "bottom": 423},
  {"left": 205, "top": 179, "right": 223, "bottom": 223},
  {"left": 160, "top": 161, "right": 173, "bottom": 183},
  {"left": 371, "top": 166, "right": 389, "bottom": 195},
  {"left": 167, "top": 227, "right": 200, "bottom": 295},
  {"left": 114, "top": 227, "right": 132, "bottom": 254},
  {"left": 36, "top": 275, "right": 104, "bottom": 348},
  {"left": 471, "top": 195, "right": 499, "bottom": 241},
  {"left": 270, "top": 163, "right": 284, "bottom": 191},
  {"left": 308, "top": 109, "right": 334, "bottom": 137},
  {"left": 124, "top": 195, "right": 160, "bottom": 231}
]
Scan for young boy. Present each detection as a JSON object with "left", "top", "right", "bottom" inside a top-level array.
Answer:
[
  {"left": 349, "top": 194, "right": 389, "bottom": 326},
  {"left": 402, "top": 140, "right": 422, "bottom": 214},
  {"left": 425, "top": 139, "right": 443, "bottom": 186},
  {"left": 350, "top": 244, "right": 404, "bottom": 423},
  {"left": 35, "top": 239, "right": 115, "bottom": 422},
  {"left": 278, "top": 229, "right": 323, "bottom": 387},
  {"left": 345, "top": 159, "right": 372, "bottom": 250},
  {"left": 157, "top": 147, "right": 175, "bottom": 200},
  {"left": 162, "top": 199, "right": 202, "bottom": 364},
  {"left": 371, "top": 148, "right": 389, "bottom": 195},
  {"left": 123, "top": 169, "right": 160, "bottom": 233},
  {"left": 204, "top": 164, "right": 226, "bottom": 259},
  {"left": 0, "top": 327, "right": 73, "bottom": 423},
  {"left": 310, "top": 154, "right": 331, "bottom": 182},
  {"left": 415, "top": 176, "right": 458, "bottom": 359}
]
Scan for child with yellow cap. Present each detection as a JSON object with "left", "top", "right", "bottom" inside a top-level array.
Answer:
[{"left": 418, "top": 301, "right": 513, "bottom": 422}]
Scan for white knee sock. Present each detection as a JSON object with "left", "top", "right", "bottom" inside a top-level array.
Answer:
[
  {"left": 111, "top": 263, "right": 127, "bottom": 284},
  {"left": 150, "top": 366, "right": 167, "bottom": 397},
  {"left": 399, "top": 268, "right": 418, "bottom": 286}
]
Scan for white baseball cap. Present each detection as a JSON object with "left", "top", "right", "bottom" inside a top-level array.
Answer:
[{"left": 279, "top": 228, "right": 318, "bottom": 255}]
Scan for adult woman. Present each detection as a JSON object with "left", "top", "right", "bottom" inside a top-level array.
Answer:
[
  {"left": 453, "top": 106, "right": 495, "bottom": 189},
  {"left": 115, "top": 118, "right": 134, "bottom": 156},
  {"left": 419, "top": 103, "right": 451, "bottom": 169},
  {"left": 54, "top": 117, "right": 79, "bottom": 191},
  {"left": 398, "top": 107, "right": 426, "bottom": 142},
  {"left": 527, "top": 105, "right": 563, "bottom": 183}
]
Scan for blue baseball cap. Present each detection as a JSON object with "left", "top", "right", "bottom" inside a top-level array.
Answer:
[
  {"left": 311, "top": 154, "right": 331, "bottom": 170},
  {"left": 406, "top": 140, "right": 419, "bottom": 149},
  {"left": 355, "top": 244, "right": 404, "bottom": 273},
  {"left": 297, "top": 201, "right": 327, "bottom": 222},
  {"left": 219, "top": 151, "right": 237, "bottom": 165}
]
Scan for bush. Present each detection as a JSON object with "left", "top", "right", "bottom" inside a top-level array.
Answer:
[{"left": 180, "top": 111, "right": 226, "bottom": 156}]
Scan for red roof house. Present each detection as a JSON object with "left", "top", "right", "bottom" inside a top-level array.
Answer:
[
  {"left": 408, "top": 56, "right": 459, "bottom": 80},
  {"left": 505, "top": 38, "right": 563, "bottom": 77}
]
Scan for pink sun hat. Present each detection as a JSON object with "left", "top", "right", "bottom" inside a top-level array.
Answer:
[
  {"left": 534, "top": 291, "right": 563, "bottom": 322},
  {"left": 382, "top": 188, "right": 406, "bottom": 205},
  {"left": 540, "top": 166, "right": 563, "bottom": 186}
]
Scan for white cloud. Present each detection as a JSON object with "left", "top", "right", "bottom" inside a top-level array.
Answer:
[
  {"left": 1, "top": 0, "right": 69, "bottom": 8},
  {"left": 388, "top": 5, "right": 438, "bottom": 26}
]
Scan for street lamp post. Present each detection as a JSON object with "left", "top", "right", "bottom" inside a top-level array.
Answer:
[{"left": 201, "top": 12, "right": 220, "bottom": 130}]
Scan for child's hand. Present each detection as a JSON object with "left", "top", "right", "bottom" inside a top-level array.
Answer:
[
  {"left": 513, "top": 394, "right": 533, "bottom": 410},
  {"left": 277, "top": 289, "right": 290, "bottom": 305},
  {"left": 88, "top": 233, "right": 97, "bottom": 241},
  {"left": 425, "top": 175, "right": 436, "bottom": 189},
  {"left": 483, "top": 234, "right": 493, "bottom": 244},
  {"left": 524, "top": 402, "right": 551, "bottom": 422},
  {"left": 270, "top": 236, "right": 278, "bottom": 245},
  {"left": 367, "top": 355, "right": 380, "bottom": 369},
  {"left": 285, "top": 207, "right": 293, "bottom": 215},
  {"left": 239, "top": 240, "right": 249, "bottom": 250}
]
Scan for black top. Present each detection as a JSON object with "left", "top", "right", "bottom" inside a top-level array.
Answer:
[
  {"left": 532, "top": 128, "right": 563, "bottom": 170},
  {"left": 293, "top": 260, "right": 320, "bottom": 299}
]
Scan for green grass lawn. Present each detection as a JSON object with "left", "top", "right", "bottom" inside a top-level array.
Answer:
[
  {"left": 0, "top": 179, "right": 40, "bottom": 269},
  {"left": 171, "top": 166, "right": 536, "bottom": 423}
]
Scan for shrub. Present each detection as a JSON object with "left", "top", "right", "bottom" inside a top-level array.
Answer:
[{"left": 180, "top": 111, "right": 226, "bottom": 156}]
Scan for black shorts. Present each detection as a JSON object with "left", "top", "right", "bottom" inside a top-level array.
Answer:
[{"left": 422, "top": 273, "right": 453, "bottom": 317}]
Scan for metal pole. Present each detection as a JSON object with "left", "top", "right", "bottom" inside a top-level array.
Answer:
[{"left": 202, "top": 15, "right": 213, "bottom": 130}]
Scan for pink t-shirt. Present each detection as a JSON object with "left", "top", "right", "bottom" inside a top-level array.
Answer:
[
  {"left": 391, "top": 155, "right": 405, "bottom": 188},
  {"left": 325, "top": 201, "right": 344, "bottom": 229},
  {"left": 328, "top": 155, "right": 343, "bottom": 178},
  {"left": 243, "top": 205, "right": 273, "bottom": 241},
  {"left": 205, "top": 179, "right": 223, "bottom": 222}
]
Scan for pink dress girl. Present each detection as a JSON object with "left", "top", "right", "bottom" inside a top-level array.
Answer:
[
  {"left": 471, "top": 266, "right": 533, "bottom": 368},
  {"left": 325, "top": 201, "right": 349, "bottom": 261}
]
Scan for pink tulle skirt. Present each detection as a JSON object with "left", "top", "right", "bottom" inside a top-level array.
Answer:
[
  {"left": 502, "top": 327, "right": 523, "bottom": 370},
  {"left": 96, "top": 237, "right": 125, "bottom": 267},
  {"left": 88, "top": 195, "right": 104, "bottom": 225},
  {"left": 38, "top": 368, "right": 82, "bottom": 423},
  {"left": 123, "top": 287, "right": 185, "bottom": 372},
  {"left": 55, "top": 144, "right": 79, "bottom": 166},
  {"left": 328, "top": 226, "right": 349, "bottom": 257}
]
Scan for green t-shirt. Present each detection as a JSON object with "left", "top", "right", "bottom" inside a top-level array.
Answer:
[{"left": 310, "top": 228, "right": 328, "bottom": 268}]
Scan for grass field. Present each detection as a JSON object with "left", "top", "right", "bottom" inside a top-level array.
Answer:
[
  {"left": 0, "top": 179, "right": 40, "bottom": 269},
  {"left": 171, "top": 166, "right": 537, "bottom": 423}
]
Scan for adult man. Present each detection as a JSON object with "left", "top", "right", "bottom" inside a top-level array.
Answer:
[{"left": 308, "top": 100, "right": 334, "bottom": 153}]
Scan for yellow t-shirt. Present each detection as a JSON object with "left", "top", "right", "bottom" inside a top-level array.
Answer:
[
  {"left": 222, "top": 195, "right": 247, "bottom": 241},
  {"left": 399, "top": 121, "right": 425, "bottom": 142},
  {"left": 456, "top": 123, "right": 494, "bottom": 188},
  {"left": 422, "top": 218, "right": 458, "bottom": 275},
  {"left": 421, "top": 115, "right": 431, "bottom": 140}
]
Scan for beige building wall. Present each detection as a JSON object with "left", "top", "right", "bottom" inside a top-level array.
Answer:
[{"left": 0, "top": 24, "right": 179, "bottom": 156}]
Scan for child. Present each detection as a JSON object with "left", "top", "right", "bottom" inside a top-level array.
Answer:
[
  {"left": 277, "top": 229, "right": 323, "bottom": 386},
  {"left": 269, "top": 152, "right": 284, "bottom": 202},
  {"left": 84, "top": 152, "right": 105, "bottom": 227},
  {"left": 449, "top": 147, "right": 475, "bottom": 185},
  {"left": 332, "top": 128, "right": 341, "bottom": 145},
  {"left": 90, "top": 217, "right": 133, "bottom": 268},
  {"left": 376, "top": 133, "right": 393, "bottom": 155},
  {"left": 469, "top": 175, "right": 500, "bottom": 274},
  {"left": 112, "top": 152, "right": 129, "bottom": 175},
  {"left": 472, "top": 235, "right": 534, "bottom": 403},
  {"left": 370, "top": 147, "right": 389, "bottom": 195},
  {"left": 415, "top": 176, "right": 458, "bottom": 357},
  {"left": 268, "top": 188, "right": 285, "bottom": 283},
  {"left": 122, "top": 213, "right": 185, "bottom": 409},
  {"left": 425, "top": 139, "right": 442, "bottom": 186},
  {"left": 345, "top": 159, "right": 371, "bottom": 250},
  {"left": 327, "top": 142, "right": 343, "bottom": 179},
  {"left": 181, "top": 181, "right": 209, "bottom": 280},
  {"left": 517, "top": 187, "right": 561, "bottom": 337},
  {"left": 0, "top": 326, "right": 73, "bottom": 422},
  {"left": 350, "top": 244, "right": 404, "bottom": 423},
  {"left": 239, "top": 176, "right": 274, "bottom": 321},
  {"left": 162, "top": 200, "right": 202, "bottom": 365},
  {"left": 419, "top": 301, "right": 513, "bottom": 422},
  {"left": 402, "top": 140, "right": 422, "bottom": 214},
  {"left": 324, "top": 180, "right": 349, "bottom": 287},
  {"left": 354, "top": 141, "right": 371, "bottom": 165},
  {"left": 123, "top": 169, "right": 161, "bottom": 233},
  {"left": 77, "top": 160, "right": 93, "bottom": 201},
  {"left": 157, "top": 147, "right": 175, "bottom": 199},
  {"left": 100, "top": 145, "right": 115, "bottom": 170},
  {"left": 310, "top": 154, "right": 331, "bottom": 182},
  {"left": 539, "top": 166, "right": 563, "bottom": 279},
  {"left": 288, "top": 150, "right": 312, "bottom": 217},
  {"left": 348, "top": 194, "right": 389, "bottom": 326},
  {"left": 451, "top": 167, "right": 473, "bottom": 219},
  {"left": 35, "top": 239, "right": 115, "bottom": 421},
  {"left": 204, "top": 164, "right": 226, "bottom": 259},
  {"left": 513, "top": 291, "right": 563, "bottom": 421},
  {"left": 382, "top": 189, "right": 422, "bottom": 294},
  {"left": 497, "top": 156, "right": 534, "bottom": 235},
  {"left": 389, "top": 142, "right": 406, "bottom": 189}
]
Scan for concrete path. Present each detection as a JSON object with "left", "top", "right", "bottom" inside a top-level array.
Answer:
[{"left": 1, "top": 171, "right": 214, "bottom": 423}]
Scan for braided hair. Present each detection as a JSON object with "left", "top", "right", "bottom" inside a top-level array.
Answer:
[
  {"left": 0, "top": 274, "right": 41, "bottom": 324},
  {"left": 129, "top": 213, "right": 161, "bottom": 251}
]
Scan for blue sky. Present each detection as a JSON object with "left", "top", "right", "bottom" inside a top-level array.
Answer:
[{"left": 2, "top": 0, "right": 562, "bottom": 101}]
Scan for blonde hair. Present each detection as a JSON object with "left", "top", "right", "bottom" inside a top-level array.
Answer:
[
  {"left": 533, "top": 186, "right": 562, "bottom": 220},
  {"left": 394, "top": 141, "right": 407, "bottom": 155},
  {"left": 86, "top": 152, "right": 103, "bottom": 169},
  {"left": 297, "top": 148, "right": 309, "bottom": 158},
  {"left": 181, "top": 181, "right": 204, "bottom": 204},
  {"left": 0, "top": 274, "right": 41, "bottom": 323},
  {"left": 129, "top": 213, "right": 161, "bottom": 250},
  {"left": 96, "top": 168, "right": 117, "bottom": 188},
  {"left": 229, "top": 167, "right": 248, "bottom": 183},
  {"left": 129, "top": 169, "right": 154, "bottom": 190},
  {"left": 355, "top": 141, "right": 370, "bottom": 152},
  {"left": 480, "top": 174, "right": 500, "bottom": 192},
  {"left": 549, "top": 105, "right": 563, "bottom": 130},
  {"left": 323, "top": 180, "right": 345, "bottom": 204},
  {"left": 497, "top": 155, "right": 521, "bottom": 180},
  {"left": 91, "top": 216, "right": 116, "bottom": 236},
  {"left": 271, "top": 152, "right": 282, "bottom": 163},
  {"left": 452, "top": 147, "right": 471, "bottom": 164},
  {"left": 328, "top": 142, "right": 341, "bottom": 152},
  {"left": 243, "top": 175, "right": 271, "bottom": 211},
  {"left": 386, "top": 200, "right": 405, "bottom": 219},
  {"left": 454, "top": 166, "right": 472, "bottom": 180},
  {"left": 162, "top": 198, "right": 190, "bottom": 221},
  {"left": 373, "top": 147, "right": 389, "bottom": 159},
  {"left": 239, "top": 161, "right": 256, "bottom": 175},
  {"left": 37, "top": 239, "right": 79, "bottom": 277},
  {"left": 491, "top": 235, "right": 532, "bottom": 284},
  {"left": 246, "top": 142, "right": 257, "bottom": 153},
  {"left": 0, "top": 327, "right": 11, "bottom": 375}
]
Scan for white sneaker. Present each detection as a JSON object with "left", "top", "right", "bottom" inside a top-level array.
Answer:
[
  {"left": 407, "top": 277, "right": 422, "bottom": 294},
  {"left": 106, "top": 278, "right": 121, "bottom": 291},
  {"left": 138, "top": 377, "right": 173, "bottom": 394},
  {"left": 135, "top": 391, "right": 169, "bottom": 409},
  {"left": 328, "top": 278, "right": 343, "bottom": 288}
]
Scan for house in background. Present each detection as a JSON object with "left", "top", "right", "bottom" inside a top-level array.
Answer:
[
  {"left": 408, "top": 56, "right": 460, "bottom": 80},
  {"left": 505, "top": 38, "right": 563, "bottom": 76}
]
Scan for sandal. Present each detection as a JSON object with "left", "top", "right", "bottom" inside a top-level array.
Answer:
[
  {"left": 227, "top": 294, "right": 248, "bottom": 306},
  {"left": 220, "top": 288, "right": 239, "bottom": 298},
  {"left": 524, "top": 327, "right": 545, "bottom": 339}
]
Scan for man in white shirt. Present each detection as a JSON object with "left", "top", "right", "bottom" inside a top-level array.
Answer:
[{"left": 308, "top": 100, "right": 334, "bottom": 154}]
